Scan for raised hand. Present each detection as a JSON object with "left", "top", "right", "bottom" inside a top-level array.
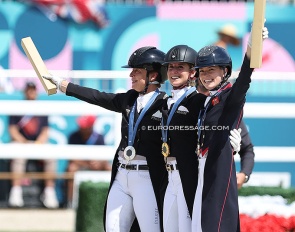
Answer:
[{"left": 43, "top": 74, "right": 64, "bottom": 91}]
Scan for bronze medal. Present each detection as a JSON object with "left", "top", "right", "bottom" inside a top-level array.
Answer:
[
  {"left": 196, "top": 144, "right": 200, "bottom": 156},
  {"left": 123, "top": 146, "right": 136, "bottom": 161},
  {"left": 162, "top": 142, "right": 170, "bottom": 157}
]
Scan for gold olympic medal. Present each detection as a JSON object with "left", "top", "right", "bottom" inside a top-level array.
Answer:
[{"left": 162, "top": 142, "right": 170, "bottom": 157}]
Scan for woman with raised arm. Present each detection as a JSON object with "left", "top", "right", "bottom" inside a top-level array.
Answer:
[
  {"left": 160, "top": 45, "right": 241, "bottom": 232},
  {"left": 191, "top": 25, "right": 269, "bottom": 232},
  {"left": 44, "top": 47, "right": 168, "bottom": 232}
]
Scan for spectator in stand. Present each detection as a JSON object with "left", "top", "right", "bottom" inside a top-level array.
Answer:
[
  {"left": 8, "top": 81, "right": 59, "bottom": 208},
  {"left": 67, "top": 115, "right": 111, "bottom": 207},
  {"left": 214, "top": 23, "right": 241, "bottom": 50}
]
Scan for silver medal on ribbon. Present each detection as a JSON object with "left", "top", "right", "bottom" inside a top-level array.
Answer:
[{"left": 123, "top": 146, "right": 136, "bottom": 161}]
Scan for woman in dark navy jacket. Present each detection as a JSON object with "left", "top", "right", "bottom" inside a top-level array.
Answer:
[
  {"left": 44, "top": 47, "right": 168, "bottom": 232},
  {"left": 196, "top": 76, "right": 255, "bottom": 189},
  {"left": 161, "top": 45, "right": 241, "bottom": 232},
  {"left": 191, "top": 26, "right": 269, "bottom": 232},
  {"left": 160, "top": 45, "right": 206, "bottom": 232}
]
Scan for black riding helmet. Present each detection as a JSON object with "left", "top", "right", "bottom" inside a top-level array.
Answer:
[
  {"left": 162, "top": 45, "right": 197, "bottom": 66},
  {"left": 163, "top": 45, "right": 197, "bottom": 89},
  {"left": 122, "top": 46, "right": 167, "bottom": 84},
  {"left": 194, "top": 45, "right": 232, "bottom": 82}
]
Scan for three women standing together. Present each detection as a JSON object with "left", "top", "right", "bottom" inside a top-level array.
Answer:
[{"left": 44, "top": 23, "right": 268, "bottom": 232}]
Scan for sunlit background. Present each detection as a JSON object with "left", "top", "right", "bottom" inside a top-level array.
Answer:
[{"left": 0, "top": 0, "right": 294, "bottom": 231}]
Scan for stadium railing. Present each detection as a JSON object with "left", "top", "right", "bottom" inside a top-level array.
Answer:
[{"left": 0, "top": 69, "right": 294, "bottom": 185}]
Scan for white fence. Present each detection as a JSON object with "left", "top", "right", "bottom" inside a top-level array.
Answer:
[{"left": 0, "top": 70, "right": 294, "bottom": 169}]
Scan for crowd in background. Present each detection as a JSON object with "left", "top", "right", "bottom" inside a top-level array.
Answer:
[{"left": 0, "top": 81, "right": 110, "bottom": 209}]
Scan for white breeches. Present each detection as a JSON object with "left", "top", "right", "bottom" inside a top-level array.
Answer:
[
  {"left": 105, "top": 158, "right": 161, "bottom": 232},
  {"left": 163, "top": 160, "right": 191, "bottom": 232},
  {"left": 191, "top": 157, "right": 206, "bottom": 232}
]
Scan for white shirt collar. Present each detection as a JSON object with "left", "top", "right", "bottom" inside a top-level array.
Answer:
[
  {"left": 209, "top": 90, "right": 217, "bottom": 96},
  {"left": 137, "top": 90, "right": 156, "bottom": 113},
  {"left": 168, "top": 86, "right": 190, "bottom": 110}
]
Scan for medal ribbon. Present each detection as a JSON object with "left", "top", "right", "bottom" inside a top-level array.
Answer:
[
  {"left": 197, "top": 83, "right": 231, "bottom": 155},
  {"left": 161, "top": 87, "right": 196, "bottom": 143},
  {"left": 127, "top": 89, "right": 160, "bottom": 146}
]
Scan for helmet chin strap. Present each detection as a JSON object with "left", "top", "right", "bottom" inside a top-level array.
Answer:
[
  {"left": 212, "top": 71, "right": 228, "bottom": 91},
  {"left": 140, "top": 77, "right": 149, "bottom": 95},
  {"left": 198, "top": 78, "right": 206, "bottom": 88},
  {"left": 201, "top": 70, "right": 228, "bottom": 91},
  {"left": 140, "top": 71, "right": 154, "bottom": 94},
  {"left": 139, "top": 70, "right": 161, "bottom": 94}
]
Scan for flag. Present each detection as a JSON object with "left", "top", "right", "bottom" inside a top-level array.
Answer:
[{"left": 28, "top": 0, "right": 109, "bottom": 28}]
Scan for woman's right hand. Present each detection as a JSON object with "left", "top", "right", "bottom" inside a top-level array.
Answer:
[{"left": 43, "top": 74, "right": 64, "bottom": 90}]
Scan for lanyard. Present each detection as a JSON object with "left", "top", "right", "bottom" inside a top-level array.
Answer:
[
  {"left": 197, "top": 83, "right": 231, "bottom": 154},
  {"left": 127, "top": 89, "right": 160, "bottom": 146},
  {"left": 161, "top": 87, "right": 196, "bottom": 143}
]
